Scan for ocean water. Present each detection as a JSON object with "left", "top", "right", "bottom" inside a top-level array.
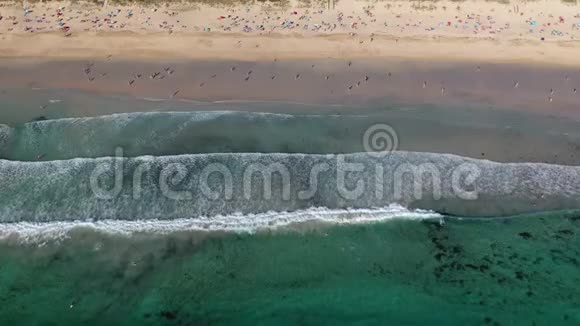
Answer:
[
  {"left": 1, "top": 93, "right": 579, "bottom": 324},
  {"left": 0, "top": 212, "right": 578, "bottom": 324},
  {"left": 3, "top": 89, "right": 580, "bottom": 164}
]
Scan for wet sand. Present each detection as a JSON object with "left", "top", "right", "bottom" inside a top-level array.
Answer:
[{"left": 1, "top": 58, "right": 580, "bottom": 119}]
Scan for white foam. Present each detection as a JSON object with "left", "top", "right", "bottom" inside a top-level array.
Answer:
[
  {"left": 0, "top": 205, "right": 441, "bottom": 244},
  {"left": 22, "top": 110, "right": 278, "bottom": 127}
]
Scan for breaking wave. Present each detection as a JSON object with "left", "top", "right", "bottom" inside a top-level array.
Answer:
[
  {"left": 0, "top": 151, "right": 579, "bottom": 222},
  {"left": 0, "top": 111, "right": 373, "bottom": 160},
  {"left": 0, "top": 205, "right": 442, "bottom": 243}
]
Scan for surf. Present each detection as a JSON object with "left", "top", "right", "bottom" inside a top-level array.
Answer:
[
  {"left": 0, "top": 205, "right": 442, "bottom": 244},
  {"left": 4, "top": 110, "right": 578, "bottom": 163},
  {"left": 1, "top": 151, "right": 579, "bottom": 222}
]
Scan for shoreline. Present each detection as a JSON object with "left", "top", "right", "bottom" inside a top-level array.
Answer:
[
  {"left": 2, "top": 57, "right": 579, "bottom": 120},
  {"left": 3, "top": 107, "right": 580, "bottom": 165},
  {"left": 1, "top": 0, "right": 579, "bottom": 117}
]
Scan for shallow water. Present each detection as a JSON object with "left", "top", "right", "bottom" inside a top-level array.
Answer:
[
  {"left": 2, "top": 91, "right": 580, "bottom": 164},
  {"left": 0, "top": 213, "right": 578, "bottom": 325}
]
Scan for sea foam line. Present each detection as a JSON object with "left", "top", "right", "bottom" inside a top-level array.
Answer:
[{"left": 0, "top": 205, "right": 441, "bottom": 243}]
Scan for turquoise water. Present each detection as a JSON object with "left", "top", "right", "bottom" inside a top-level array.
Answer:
[
  {"left": 1, "top": 93, "right": 580, "bottom": 324},
  {"left": 0, "top": 214, "right": 578, "bottom": 324}
]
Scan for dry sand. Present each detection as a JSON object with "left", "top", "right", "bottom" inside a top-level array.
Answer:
[{"left": 0, "top": 0, "right": 579, "bottom": 66}]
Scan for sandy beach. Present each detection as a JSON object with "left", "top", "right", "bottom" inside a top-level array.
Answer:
[
  {"left": 1, "top": 1, "right": 580, "bottom": 166},
  {"left": 0, "top": 0, "right": 580, "bottom": 65},
  {"left": 0, "top": 0, "right": 579, "bottom": 112},
  {"left": 0, "top": 0, "right": 579, "bottom": 165},
  {"left": 0, "top": 0, "right": 579, "bottom": 120}
]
